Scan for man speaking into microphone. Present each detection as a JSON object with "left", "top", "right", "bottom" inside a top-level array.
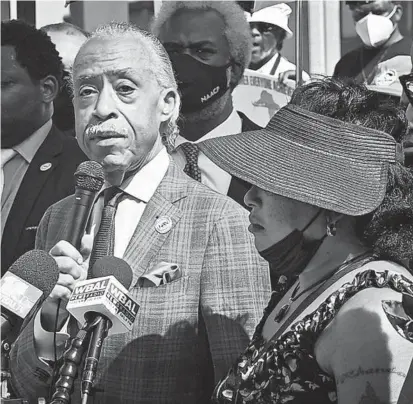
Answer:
[{"left": 10, "top": 23, "right": 270, "bottom": 404}]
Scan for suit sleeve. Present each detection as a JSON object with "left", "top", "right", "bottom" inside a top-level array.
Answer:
[
  {"left": 35, "top": 204, "right": 52, "bottom": 250},
  {"left": 9, "top": 206, "right": 56, "bottom": 402},
  {"left": 200, "top": 203, "right": 271, "bottom": 383}
]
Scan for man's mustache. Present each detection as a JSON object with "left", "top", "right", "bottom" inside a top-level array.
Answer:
[{"left": 84, "top": 123, "right": 127, "bottom": 139}]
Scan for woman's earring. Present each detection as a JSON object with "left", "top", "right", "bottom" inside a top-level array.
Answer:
[
  {"left": 326, "top": 213, "right": 343, "bottom": 237},
  {"left": 326, "top": 220, "right": 337, "bottom": 237}
]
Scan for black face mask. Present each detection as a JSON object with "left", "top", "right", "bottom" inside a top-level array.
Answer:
[
  {"left": 168, "top": 53, "right": 230, "bottom": 114},
  {"left": 259, "top": 210, "right": 326, "bottom": 287}
]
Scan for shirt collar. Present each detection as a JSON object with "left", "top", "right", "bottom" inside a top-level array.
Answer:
[
  {"left": 101, "top": 147, "right": 170, "bottom": 203},
  {"left": 13, "top": 120, "right": 52, "bottom": 163},
  {"left": 256, "top": 52, "right": 279, "bottom": 74},
  {"left": 174, "top": 108, "right": 242, "bottom": 146}
]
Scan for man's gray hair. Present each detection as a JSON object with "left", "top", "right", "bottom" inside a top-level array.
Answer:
[
  {"left": 73, "top": 22, "right": 180, "bottom": 150},
  {"left": 152, "top": 1, "right": 252, "bottom": 89}
]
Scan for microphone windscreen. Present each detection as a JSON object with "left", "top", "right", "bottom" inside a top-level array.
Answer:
[
  {"left": 74, "top": 161, "right": 105, "bottom": 192},
  {"left": 91, "top": 257, "right": 133, "bottom": 289},
  {"left": 8, "top": 250, "right": 59, "bottom": 297}
]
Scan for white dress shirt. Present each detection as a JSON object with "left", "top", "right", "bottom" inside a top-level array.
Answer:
[
  {"left": 171, "top": 108, "right": 242, "bottom": 195},
  {"left": 34, "top": 147, "right": 170, "bottom": 359},
  {"left": 255, "top": 52, "right": 310, "bottom": 82}
]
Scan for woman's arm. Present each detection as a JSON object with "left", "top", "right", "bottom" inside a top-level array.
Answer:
[{"left": 315, "top": 287, "right": 413, "bottom": 404}]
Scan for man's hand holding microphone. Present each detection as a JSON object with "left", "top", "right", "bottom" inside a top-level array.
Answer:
[{"left": 40, "top": 236, "right": 93, "bottom": 332}]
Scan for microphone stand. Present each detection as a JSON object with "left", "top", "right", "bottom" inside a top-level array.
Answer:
[
  {"left": 80, "top": 316, "right": 110, "bottom": 404},
  {"left": 49, "top": 317, "right": 101, "bottom": 404},
  {"left": 1, "top": 339, "right": 12, "bottom": 400},
  {"left": 1, "top": 339, "right": 29, "bottom": 403}
]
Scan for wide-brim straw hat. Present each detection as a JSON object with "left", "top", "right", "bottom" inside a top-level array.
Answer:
[{"left": 199, "top": 104, "right": 404, "bottom": 216}]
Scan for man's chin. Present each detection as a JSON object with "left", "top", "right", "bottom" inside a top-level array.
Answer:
[{"left": 100, "top": 154, "right": 129, "bottom": 173}]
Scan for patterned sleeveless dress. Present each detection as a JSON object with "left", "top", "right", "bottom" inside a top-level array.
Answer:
[{"left": 212, "top": 264, "right": 413, "bottom": 404}]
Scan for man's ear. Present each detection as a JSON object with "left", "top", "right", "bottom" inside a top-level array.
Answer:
[
  {"left": 159, "top": 88, "right": 180, "bottom": 123},
  {"left": 229, "top": 61, "right": 244, "bottom": 92},
  {"left": 393, "top": 5, "right": 403, "bottom": 23},
  {"left": 40, "top": 74, "right": 59, "bottom": 103}
]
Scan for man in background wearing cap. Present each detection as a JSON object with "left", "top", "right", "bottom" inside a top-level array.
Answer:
[
  {"left": 153, "top": 1, "right": 259, "bottom": 207},
  {"left": 334, "top": 0, "right": 411, "bottom": 95},
  {"left": 248, "top": 3, "right": 310, "bottom": 84}
]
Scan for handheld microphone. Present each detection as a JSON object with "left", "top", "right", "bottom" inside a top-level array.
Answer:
[
  {"left": 66, "top": 256, "right": 137, "bottom": 335},
  {"left": 0, "top": 250, "right": 59, "bottom": 341},
  {"left": 65, "top": 161, "right": 104, "bottom": 250},
  {"left": 66, "top": 256, "right": 137, "bottom": 402}
]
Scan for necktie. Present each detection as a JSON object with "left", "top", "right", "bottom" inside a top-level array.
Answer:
[
  {"left": 89, "top": 186, "right": 123, "bottom": 270},
  {"left": 180, "top": 142, "right": 202, "bottom": 182},
  {"left": 1, "top": 149, "right": 17, "bottom": 198}
]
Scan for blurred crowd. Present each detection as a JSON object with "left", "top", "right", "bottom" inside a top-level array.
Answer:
[{"left": 1, "top": 1, "right": 413, "bottom": 403}]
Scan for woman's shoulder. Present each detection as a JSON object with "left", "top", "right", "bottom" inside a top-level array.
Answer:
[
  {"left": 323, "top": 259, "right": 413, "bottom": 328},
  {"left": 319, "top": 259, "right": 413, "bottom": 303},
  {"left": 358, "top": 259, "right": 413, "bottom": 279},
  {"left": 315, "top": 259, "right": 413, "bottom": 375}
]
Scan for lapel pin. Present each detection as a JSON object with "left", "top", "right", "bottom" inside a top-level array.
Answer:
[
  {"left": 40, "top": 162, "right": 52, "bottom": 172},
  {"left": 155, "top": 216, "right": 173, "bottom": 234}
]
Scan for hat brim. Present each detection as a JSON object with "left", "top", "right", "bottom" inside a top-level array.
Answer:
[
  {"left": 200, "top": 115, "right": 390, "bottom": 216},
  {"left": 366, "top": 84, "right": 402, "bottom": 98}
]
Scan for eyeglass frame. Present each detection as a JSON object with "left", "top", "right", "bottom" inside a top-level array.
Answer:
[
  {"left": 249, "top": 22, "right": 276, "bottom": 34},
  {"left": 400, "top": 73, "right": 413, "bottom": 105}
]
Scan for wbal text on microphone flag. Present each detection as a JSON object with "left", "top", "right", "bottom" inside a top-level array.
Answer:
[{"left": 67, "top": 276, "right": 139, "bottom": 335}]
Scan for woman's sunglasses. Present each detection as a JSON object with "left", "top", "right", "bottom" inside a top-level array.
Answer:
[
  {"left": 400, "top": 73, "right": 413, "bottom": 105},
  {"left": 249, "top": 22, "right": 275, "bottom": 34}
]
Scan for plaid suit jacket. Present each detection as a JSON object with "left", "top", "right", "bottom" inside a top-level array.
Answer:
[{"left": 10, "top": 160, "right": 271, "bottom": 404}]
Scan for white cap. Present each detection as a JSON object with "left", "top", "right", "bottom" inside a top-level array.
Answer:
[
  {"left": 249, "top": 3, "right": 293, "bottom": 38},
  {"left": 366, "top": 55, "right": 412, "bottom": 98}
]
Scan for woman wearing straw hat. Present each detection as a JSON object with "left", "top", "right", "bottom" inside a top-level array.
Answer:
[{"left": 201, "top": 77, "right": 413, "bottom": 403}]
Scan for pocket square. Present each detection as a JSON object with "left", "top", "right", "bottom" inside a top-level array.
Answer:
[
  {"left": 25, "top": 226, "right": 38, "bottom": 231},
  {"left": 138, "top": 262, "right": 182, "bottom": 288}
]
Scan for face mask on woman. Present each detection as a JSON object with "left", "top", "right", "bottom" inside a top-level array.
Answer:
[
  {"left": 355, "top": 6, "right": 397, "bottom": 48},
  {"left": 259, "top": 210, "right": 325, "bottom": 279}
]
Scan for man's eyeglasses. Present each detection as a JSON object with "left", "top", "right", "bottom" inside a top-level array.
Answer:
[
  {"left": 250, "top": 22, "right": 275, "bottom": 34},
  {"left": 400, "top": 73, "right": 413, "bottom": 105}
]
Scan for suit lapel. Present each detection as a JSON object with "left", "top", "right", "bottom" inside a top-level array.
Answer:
[
  {"left": 123, "top": 160, "right": 188, "bottom": 286},
  {"left": 3, "top": 126, "right": 63, "bottom": 254}
]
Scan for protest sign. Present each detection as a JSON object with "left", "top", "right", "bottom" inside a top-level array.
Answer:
[{"left": 232, "top": 69, "right": 293, "bottom": 127}]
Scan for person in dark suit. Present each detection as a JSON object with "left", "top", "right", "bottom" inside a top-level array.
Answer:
[
  {"left": 1, "top": 20, "right": 86, "bottom": 273},
  {"left": 153, "top": 1, "right": 258, "bottom": 207}
]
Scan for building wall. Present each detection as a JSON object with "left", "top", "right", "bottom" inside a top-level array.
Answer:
[{"left": 1, "top": 1, "right": 11, "bottom": 21}]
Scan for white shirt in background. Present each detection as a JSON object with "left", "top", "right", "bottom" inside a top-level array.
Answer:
[
  {"left": 172, "top": 108, "right": 242, "bottom": 195},
  {"left": 255, "top": 52, "right": 310, "bottom": 82}
]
